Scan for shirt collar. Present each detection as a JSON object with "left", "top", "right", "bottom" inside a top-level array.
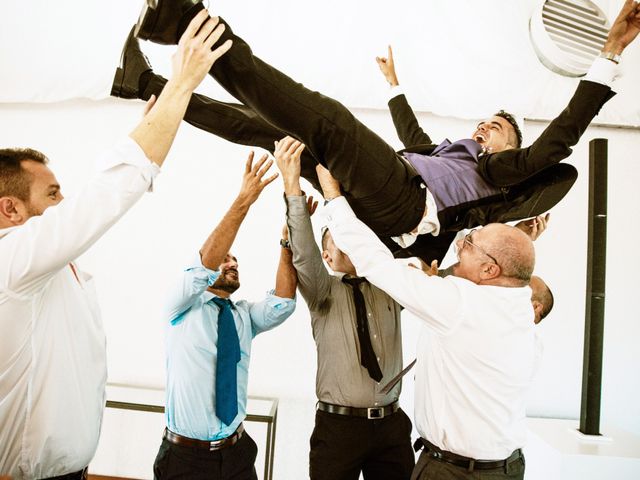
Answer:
[
  {"left": 0, "top": 225, "right": 18, "bottom": 239},
  {"left": 203, "top": 291, "right": 235, "bottom": 308}
]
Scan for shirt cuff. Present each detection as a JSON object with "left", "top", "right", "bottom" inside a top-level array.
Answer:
[
  {"left": 266, "top": 289, "right": 297, "bottom": 306},
  {"left": 285, "top": 195, "right": 308, "bottom": 215},
  {"left": 325, "top": 196, "right": 356, "bottom": 225},
  {"left": 95, "top": 137, "right": 161, "bottom": 191},
  {"left": 584, "top": 57, "right": 620, "bottom": 88},
  {"left": 187, "top": 252, "right": 221, "bottom": 286},
  {"left": 388, "top": 85, "right": 405, "bottom": 102}
]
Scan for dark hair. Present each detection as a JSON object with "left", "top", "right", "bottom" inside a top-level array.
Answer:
[
  {"left": 320, "top": 226, "right": 330, "bottom": 250},
  {"left": 0, "top": 148, "right": 49, "bottom": 200},
  {"left": 495, "top": 110, "right": 523, "bottom": 148},
  {"left": 534, "top": 281, "right": 555, "bottom": 320}
]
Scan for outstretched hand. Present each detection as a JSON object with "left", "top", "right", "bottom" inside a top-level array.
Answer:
[
  {"left": 515, "top": 213, "right": 550, "bottom": 241},
  {"left": 172, "top": 10, "right": 233, "bottom": 92},
  {"left": 375, "top": 45, "right": 399, "bottom": 87},
  {"left": 274, "top": 136, "right": 305, "bottom": 195},
  {"left": 238, "top": 151, "right": 279, "bottom": 205},
  {"left": 409, "top": 258, "right": 440, "bottom": 276},
  {"left": 605, "top": 0, "right": 640, "bottom": 53},
  {"left": 315, "top": 164, "right": 341, "bottom": 200},
  {"left": 306, "top": 195, "right": 319, "bottom": 216}
]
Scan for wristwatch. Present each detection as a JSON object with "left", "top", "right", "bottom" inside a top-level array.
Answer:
[
  {"left": 599, "top": 51, "right": 621, "bottom": 64},
  {"left": 280, "top": 238, "right": 291, "bottom": 249}
]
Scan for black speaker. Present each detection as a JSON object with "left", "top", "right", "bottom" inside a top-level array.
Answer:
[{"left": 579, "top": 138, "right": 608, "bottom": 435}]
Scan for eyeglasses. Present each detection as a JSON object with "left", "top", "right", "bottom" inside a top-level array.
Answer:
[{"left": 460, "top": 229, "right": 500, "bottom": 267}]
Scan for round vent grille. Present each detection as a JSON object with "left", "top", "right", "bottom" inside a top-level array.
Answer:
[{"left": 530, "top": 0, "right": 610, "bottom": 77}]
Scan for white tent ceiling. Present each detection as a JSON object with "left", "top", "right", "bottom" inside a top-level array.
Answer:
[{"left": 1, "top": 0, "right": 638, "bottom": 125}]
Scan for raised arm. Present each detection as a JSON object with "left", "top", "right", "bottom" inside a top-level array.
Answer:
[
  {"left": 316, "top": 165, "right": 461, "bottom": 335},
  {"left": 0, "top": 13, "right": 233, "bottom": 299},
  {"left": 200, "top": 152, "right": 278, "bottom": 269},
  {"left": 129, "top": 11, "right": 232, "bottom": 166},
  {"left": 274, "top": 137, "right": 330, "bottom": 310},
  {"left": 480, "top": 0, "right": 639, "bottom": 186},
  {"left": 377, "top": 45, "right": 433, "bottom": 147},
  {"left": 274, "top": 223, "right": 297, "bottom": 300},
  {"left": 376, "top": 45, "right": 400, "bottom": 87}
]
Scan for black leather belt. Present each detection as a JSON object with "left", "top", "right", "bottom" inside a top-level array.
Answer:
[
  {"left": 45, "top": 467, "right": 88, "bottom": 480},
  {"left": 164, "top": 423, "right": 244, "bottom": 451},
  {"left": 414, "top": 437, "right": 523, "bottom": 472},
  {"left": 317, "top": 400, "right": 399, "bottom": 419}
]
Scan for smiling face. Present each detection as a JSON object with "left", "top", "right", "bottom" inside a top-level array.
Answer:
[
  {"left": 0, "top": 159, "right": 64, "bottom": 228},
  {"left": 451, "top": 227, "right": 500, "bottom": 283},
  {"left": 210, "top": 252, "right": 240, "bottom": 294},
  {"left": 22, "top": 160, "right": 64, "bottom": 217},
  {"left": 471, "top": 115, "right": 517, "bottom": 154}
]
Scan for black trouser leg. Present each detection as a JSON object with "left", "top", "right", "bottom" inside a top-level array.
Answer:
[
  {"left": 362, "top": 409, "right": 415, "bottom": 480},
  {"left": 43, "top": 468, "right": 87, "bottom": 480},
  {"left": 309, "top": 408, "right": 414, "bottom": 480},
  {"left": 153, "top": 433, "right": 258, "bottom": 480},
  {"left": 410, "top": 450, "right": 525, "bottom": 480},
  {"left": 207, "top": 19, "right": 424, "bottom": 236},
  {"left": 142, "top": 74, "right": 322, "bottom": 188}
]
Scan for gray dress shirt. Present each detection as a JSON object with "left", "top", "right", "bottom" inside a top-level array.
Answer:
[{"left": 286, "top": 195, "right": 403, "bottom": 408}]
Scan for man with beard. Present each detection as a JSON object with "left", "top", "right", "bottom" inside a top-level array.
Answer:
[{"left": 154, "top": 152, "right": 297, "bottom": 480}]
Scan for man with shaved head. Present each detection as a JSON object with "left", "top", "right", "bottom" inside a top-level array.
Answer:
[
  {"left": 530, "top": 275, "right": 554, "bottom": 324},
  {"left": 317, "top": 165, "right": 540, "bottom": 479}
]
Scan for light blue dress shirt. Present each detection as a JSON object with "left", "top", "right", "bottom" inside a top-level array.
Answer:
[{"left": 164, "top": 254, "right": 296, "bottom": 440}]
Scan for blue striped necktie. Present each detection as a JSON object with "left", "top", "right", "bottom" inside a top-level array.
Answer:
[{"left": 211, "top": 297, "right": 241, "bottom": 425}]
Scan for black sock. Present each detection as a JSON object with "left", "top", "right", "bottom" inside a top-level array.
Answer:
[{"left": 138, "top": 71, "right": 154, "bottom": 100}]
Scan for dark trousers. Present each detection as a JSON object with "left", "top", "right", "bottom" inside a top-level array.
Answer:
[
  {"left": 43, "top": 468, "right": 87, "bottom": 480},
  {"left": 145, "top": 18, "right": 427, "bottom": 238},
  {"left": 153, "top": 432, "right": 258, "bottom": 480},
  {"left": 410, "top": 449, "right": 525, "bottom": 480},
  {"left": 309, "top": 408, "right": 415, "bottom": 480}
]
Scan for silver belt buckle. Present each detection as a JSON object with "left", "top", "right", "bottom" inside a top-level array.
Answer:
[
  {"left": 367, "top": 407, "right": 384, "bottom": 419},
  {"left": 209, "top": 438, "right": 225, "bottom": 451}
]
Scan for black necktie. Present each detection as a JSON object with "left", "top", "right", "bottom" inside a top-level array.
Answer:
[{"left": 342, "top": 277, "right": 383, "bottom": 382}]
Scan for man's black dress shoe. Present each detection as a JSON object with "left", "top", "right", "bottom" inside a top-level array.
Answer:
[
  {"left": 111, "top": 26, "right": 153, "bottom": 99},
  {"left": 135, "top": 0, "right": 203, "bottom": 45}
]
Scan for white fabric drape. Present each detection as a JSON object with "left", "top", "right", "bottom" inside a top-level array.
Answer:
[{"left": 1, "top": 0, "right": 638, "bottom": 125}]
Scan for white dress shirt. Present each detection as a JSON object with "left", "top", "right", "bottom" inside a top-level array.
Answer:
[
  {"left": 326, "top": 197, "right": 540, "bottom": 460},
  {"left": 0, "top": 138, "right": 159, "bottom": 479}
]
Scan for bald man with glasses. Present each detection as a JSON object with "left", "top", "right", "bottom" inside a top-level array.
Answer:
[{"left": 317, "top": 164, "right": 541, "bottom": 480}]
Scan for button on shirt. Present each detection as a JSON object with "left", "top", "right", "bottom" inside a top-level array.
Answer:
[
  {"left": 285, "top": 196, "right": 403, "bottom": 408},
  {"left": 0, "top": 138, "right": 159, "bottom": 479},
  {"left": 164, "top": 255, "right": 295, "bottom": 441},
  {"left": 326, "top": 197, "right": 541, "bottom": 460}
]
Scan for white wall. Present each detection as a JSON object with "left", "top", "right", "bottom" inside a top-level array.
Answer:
[
  {"left": 1, "top": 94, "right": 638, "bottom": 477},
  {"left": 2, "top": 0, "right": 640, "bottom": 125}
]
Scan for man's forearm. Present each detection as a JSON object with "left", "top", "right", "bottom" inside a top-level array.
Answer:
[
  {"left": 286, "top": 196, "right": 331, "bottom": 307},
  {"left": 200, "top": 196, "right": 253, "bottom": 269},
  {"left": 129, "top": 79, "right": 193, "bottom": 167},
  {"left": 274, "top": 246, "right": 297, "bottom": 299}
]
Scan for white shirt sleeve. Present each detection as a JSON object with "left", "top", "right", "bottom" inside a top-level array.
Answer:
[
  {"left": 164, "top": 253, "right": 221, "bottom": 322},
  {"left": 388, "top": 85, "right": 405, "bottom": 102},
  {"left": 584, "top": 57, "right": 620, "bottom": 88},
  {"left": 0, "top": 137, "right": 160, "bottom": 299},
  {"left": 325, "top": 197, "right": 463, "bottom": 335}
]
